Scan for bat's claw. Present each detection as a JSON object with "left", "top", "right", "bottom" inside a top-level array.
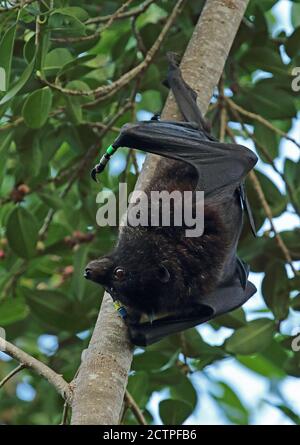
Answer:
[{"left": 91, "top": 165, "right": 103, "bottom": 182}]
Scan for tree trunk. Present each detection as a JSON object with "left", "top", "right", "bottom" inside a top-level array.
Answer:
[{"left": 71, "top": 0, "right": 250, "bottom": 425}]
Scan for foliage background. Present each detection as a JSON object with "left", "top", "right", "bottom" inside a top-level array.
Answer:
[{"left": 0, "top": 0, "right": 299, "bottom": 425}]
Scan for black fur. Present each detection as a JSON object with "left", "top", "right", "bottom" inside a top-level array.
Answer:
[{"left": 85, "top": 54, "right": 257, "bottom": 325}]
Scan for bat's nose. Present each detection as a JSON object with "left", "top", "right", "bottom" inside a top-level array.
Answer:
[{"left": 84, "top": 267, "right": 92, "bottom": 279}]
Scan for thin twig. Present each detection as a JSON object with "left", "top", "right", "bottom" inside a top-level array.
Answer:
[
  {"left": 0, "top": 363, "right": 25, "bottom": 389},
  {"left": 85, "top": 0, "right": 155, "bottom": 25},
  {"left": 0, "top": 338, "right": 72, "bottom": 401},
  {"left": 225, "top": 97, "right": 300, "bottom": 150},
  {"left": 100, "top": 0, "right": 134, "bottom": 34},
  {"left": 249, "top": 170, "right": 298, "bottom": 276},
  {"left": 131, "top": 16, "right": 147, "bottom": 57},
  {"left": 60, "top": 400, "right": 69, "bottom": 425},
  {"left": 218, "top": 77, "right": 227, "bottom": 142},
  {"left": 84, "top": 122, "right": 121, "bottom": 133},
  {"left": 219, "top": 106, "right": 227, "bottom": 142},
  {"left": 0, "top": 116, "right": 24, "bottom": 131},
  {"left": 124, "top": 390, "right": 147, "bottom": 425}
]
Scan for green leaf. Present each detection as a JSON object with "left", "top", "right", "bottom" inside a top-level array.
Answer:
[
  {"left": 210, "top": 382, "right": 249, "bottom": 425},
  {"left": 0, "top": 298, "right": 29, "bottom": 326},
  {"left": 291, "top": 294, "right": 300, "bottom": 311},
  {"left": 132, "top": 351, "right": 171, "bottom": 371},
  {"left": 6, "top": 207, "right": 38, "bottom": 259},
  {"left": 18, "top": 137, "right": 42, "bottom": 178},
  {"left": 238, "top": 339, "right": 288, "bottom": 378},
  {"left": 225, "top": 318, "right": 275, "bottom": 355},
  {"left": 159, "top": 399, "right": 192, "bottom": 425},
  {"left": 71, "top": 245, "right": 89, "bottom": 301},
  {"left": 246, "top": 0, "right": 277, "bottom": 14},
  {"left": 50, "top": 8, "right": 86, "bottom": 37},
  {"left": 0, "top": 51, "right": 36, "bottom": 105},
  {"left": 284, "top": 354, "right": 300, "bottom": 377},
  {"left": 246, "top": 170, "right": 287, "bottom": 217},
  {"left": 23, "top": 34, "right": 35, "bottom": 65},
  {"left": 238, "top": 354, "right": 285, "bottom": 378},
  {"left": 127, "top": 372, "right": 149, "bottom": 407},
  {"left": 170, "top": 375, "right": 198, "bottom": 410},
  {"left": 0, "top": 132, "right": 12, "bottom": 185},
  {"left": 138, "top": 90, "right": 162, "bottom": 113},
  {"left": 0, "top": 23, "right": 17, "bottom": 91},
  {"left": 214, "top": 308, "right": 247, "bottom": 329},
  {"left": 285, "top": 27, "right": 300, "bottom": 58},
  {"left": 169, "top": 328, "right": 225, "bottom": 361},
  {"left": 44, "top": 48, "right": 73, "bottom": 75},
  {"left": 241, "top": 46, "right": 284, "bottom": 74},
  {"left": 254, "top": 122, "right": 278, "bottom": 161},
  {"left": 38, "top": 191, "right": 64, "bottom": 210},
  {"left": 136, "top": 4, "right": 168, "bottom": 27},
  {"left": 262, "top": 261, "right": 290, "bottom": 320},
  {"left": 23, "top": 289, "right": 87, "bottom": 332},
  {"left": 268, "top": 403, "right": 300, "bottom": 425},
  {"left": 22, "top": 87, "right": 53, "bottom": 129},
  {"left": 0, "top": 67, "right": 5, "bottom": 92},
  {"left": 291, "top": 2, "right": 300, "bottom": 28},
  {"left": 246, "top": 84, "right": 296, "bottom": 120},
  {"left": 64, "top": 80, "right": 92, "bottom": 123},
  {"left": 284, "top": 158, "right": 300, "bottom": 194},
  {"left": 53, "top": 7, "right": 89, "bottom": 22}
]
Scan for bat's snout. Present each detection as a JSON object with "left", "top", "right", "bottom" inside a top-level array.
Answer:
[
  {"left": 84, "top": 258, "right": 113, "bottom": 284},
  {"left": 84, "top": 267, "right": 92, "bottom": 280}
]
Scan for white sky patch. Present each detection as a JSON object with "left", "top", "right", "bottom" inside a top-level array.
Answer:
[
  {"left": 16, "top": 381, "right": 36, "bottom": 402},
  {"left": 272, "top": 0, "right": 293, "bottom": 36}
]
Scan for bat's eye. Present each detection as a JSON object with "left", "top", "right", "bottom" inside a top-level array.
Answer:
[{"left": 113, "top": 267, "right": 125, "bottom": 280}]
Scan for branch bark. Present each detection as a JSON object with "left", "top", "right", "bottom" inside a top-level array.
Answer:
[
  {"left": 0, "top": 339, "right": 71, "bottom": 401},
  {"left": 70, "top": 0, "right": 250, "bottom": 425}
]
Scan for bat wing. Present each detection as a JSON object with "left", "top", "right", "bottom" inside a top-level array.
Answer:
[{"left": 114, "top": 121, "right": 258, "bottom": 197}]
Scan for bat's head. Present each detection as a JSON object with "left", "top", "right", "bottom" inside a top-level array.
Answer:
[{"left": 84, "top": 228, "right": 184, "bottom": 315}]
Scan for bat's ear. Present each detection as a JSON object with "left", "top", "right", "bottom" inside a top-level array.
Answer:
[{"left": 157, "top": 263, "right": 171, "bottom": 283}]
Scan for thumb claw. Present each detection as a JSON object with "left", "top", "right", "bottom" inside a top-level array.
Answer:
[{"left": 91, "top": 167, "right": 98, "bottom": 182}]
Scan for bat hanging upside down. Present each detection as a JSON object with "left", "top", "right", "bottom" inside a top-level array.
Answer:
[{"left": 85, "top": 53, "right": 258, "bottom": 346}]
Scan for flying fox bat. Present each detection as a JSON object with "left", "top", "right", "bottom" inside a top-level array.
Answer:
[{"left": 85, "top": 53, "right": 258, "bottom": 346}]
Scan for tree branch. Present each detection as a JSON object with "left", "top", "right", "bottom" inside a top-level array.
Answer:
[
  {"left": 0, "top": 363, "right": 25, "bottom": 388},
  {"left": 70, "top": 0, "right": 250, "bottom": 425},
  {"left": 0, "top": 338, "right": 72, "bottom": 401},
  {"left": 124, "top": 390, "right": 147, "bottom": 425},
  {"left": 225, "top": 97, "right": 300, "bottom": 151}
]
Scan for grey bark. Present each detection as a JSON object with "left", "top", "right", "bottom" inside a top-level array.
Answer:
[{"left": 71, "top": 0, "right": 250, "bottom": 425}]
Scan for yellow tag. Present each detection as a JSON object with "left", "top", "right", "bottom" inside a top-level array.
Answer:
[{"left": 113, "top": 300, "right": 122, "bottom": 311}]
